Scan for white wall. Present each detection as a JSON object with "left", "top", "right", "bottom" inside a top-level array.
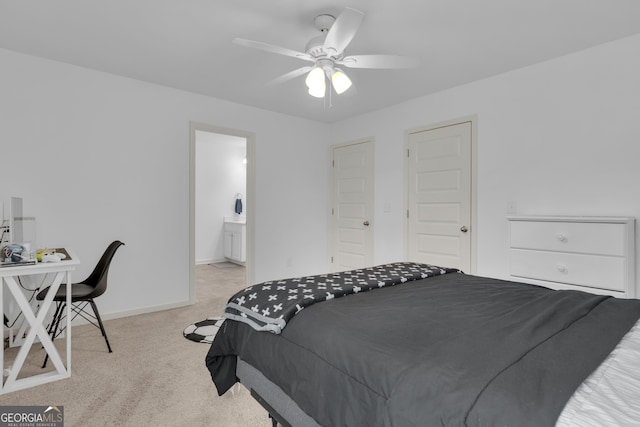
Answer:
[
  {"left": 3, "top": 32, "right": 639, "bottom": 319},
  {"left": 330, "top": 34, "right": 640, "bottom": 294},
  {"left": 195, "top": 131, "right": 246, "bottom": 264},
  {"left": 0, "top": 48, "right": 330, "bottom": 318}
]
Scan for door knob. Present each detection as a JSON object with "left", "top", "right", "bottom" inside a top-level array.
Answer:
[
  {"left": 363, "top": 221, "right": 370, "bottom": 227},
  {"left": 460, "top": 226, "right": 468, "bottom": 233}
]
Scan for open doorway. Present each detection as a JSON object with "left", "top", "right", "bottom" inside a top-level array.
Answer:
[
  {"left": 189, "top": 122, "right": 255, "bottom": 303},
  {"left": 195, "top": 131, "right": 246, "bottom": 264}
]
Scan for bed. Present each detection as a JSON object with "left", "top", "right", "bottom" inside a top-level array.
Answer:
[{"left": 206, "top": 262, "right": 640, "bottom": 427}]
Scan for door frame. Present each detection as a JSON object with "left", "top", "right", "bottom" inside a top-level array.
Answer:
[
  {"left": 328, "top": 137, "right": 375, "bottom": 271},
  {"left": 403, "top": 115, "right": 478, "bottom": 274},
  {"left": 189, "top": 122, "right": 256, "bottom": 303}
]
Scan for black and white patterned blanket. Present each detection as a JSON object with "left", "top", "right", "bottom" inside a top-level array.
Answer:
[{"left": 223, "top": 262, "right": 462, "bottom": 334}]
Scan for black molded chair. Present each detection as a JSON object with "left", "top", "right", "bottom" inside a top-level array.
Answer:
[{"left": 37, "top": 240, "right": 124, "bottom": 367}]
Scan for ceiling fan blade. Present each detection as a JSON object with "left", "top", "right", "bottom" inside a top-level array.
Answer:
[
  {"left": 233, "top": 38, "right": 314, "bottom": 62},
  {"left": 323, "top": 7, "right": 364, "bottom": 56},
  {"left": 268, "top": 66, "right": 313, "bottom": 86},
  {"left": 338, "top": 54, "right": 419, "bottom": 69}
]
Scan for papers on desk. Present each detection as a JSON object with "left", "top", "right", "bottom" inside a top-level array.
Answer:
[
  {"left": 0, "top": 243, "right": 36, "bottom": 267},
  {"left": 0, "top": 259, "right": 36, "bottom": 268},
  {"left": 0, "top": 246, "right": 71, "bottom": 267}
]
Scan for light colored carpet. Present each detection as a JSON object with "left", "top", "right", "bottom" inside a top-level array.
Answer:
[{"left": 0, "top": 264, "right": 272, "bottom": 427}]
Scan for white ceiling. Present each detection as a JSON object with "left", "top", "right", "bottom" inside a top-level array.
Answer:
[{"left": 1, "top": 0, "right": 639, "bottom": 123}]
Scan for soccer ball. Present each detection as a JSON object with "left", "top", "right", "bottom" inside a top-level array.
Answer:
[{"left": 183, "top": 317, "right": 224, "bottom": 343}]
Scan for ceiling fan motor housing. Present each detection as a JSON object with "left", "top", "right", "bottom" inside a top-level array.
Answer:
[
  {"left": 305, "top": 36, "right": 327, "bottom": 57},
  {"left": 306, "top": 14, "right": 339, "bottom": 58},
  {"left": 314, "top": 14, "right": 335, "bottom": 33}
]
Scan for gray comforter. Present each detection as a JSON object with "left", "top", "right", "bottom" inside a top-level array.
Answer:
[{"left": 206, "top": 273, "right": 640, "bottom": 427}]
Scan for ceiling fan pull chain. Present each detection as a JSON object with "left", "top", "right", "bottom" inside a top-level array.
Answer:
[
  {"left": 329, "top": 78, "right": 333, "bottom": 108},
  {"left": 323, "top": 86, "right": 327, "bottom": 110}
]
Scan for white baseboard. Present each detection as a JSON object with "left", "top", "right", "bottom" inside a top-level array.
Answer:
[
  {"left": 196, "top": 258, "right": 245, "bottom": 266},
  {"left": 3, "top": 301, "right": 193, "bottom": 344},
  {"left": 67, "top": 300, "right": 192, "bottom": 327},
  {"left": 196, "top": 257, "right": 229, "bottom": 265},
  {"left": 101, "top": 300, "right": 192, "bottom": 322}
]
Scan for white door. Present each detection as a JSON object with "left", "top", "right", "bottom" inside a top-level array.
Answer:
[
  {"left": 406, "top": 121, "right": 472, "bottom": 272},
  {"left": 330, "top": 140, "right": 374, "bottom": 272}
]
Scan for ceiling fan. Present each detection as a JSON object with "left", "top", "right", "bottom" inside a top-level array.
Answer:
[{"left": 233, "top": 7, "right": 418, "bottom": 98}]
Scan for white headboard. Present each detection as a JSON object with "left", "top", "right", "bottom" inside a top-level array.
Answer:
[{"left": 507, "top": 216, "right": 636, "bottom": 298}]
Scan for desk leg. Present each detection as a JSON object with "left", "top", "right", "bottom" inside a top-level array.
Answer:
[
  {"left": 2, "top": 272, "right": 70, "bottom": 393},
  {"left": 65, "top": 269, "right": 72, "bottom": 375},
  {"left": 1, "top": 276, "right": 4, "bottom": 382}
]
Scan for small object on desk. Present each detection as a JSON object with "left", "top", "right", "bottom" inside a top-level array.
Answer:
[
  {"left": 41, "top": 254, "right": 62, "bottom": 263},
  {"left": 36, "top": 248, "right": 71, "bottom": 263}
]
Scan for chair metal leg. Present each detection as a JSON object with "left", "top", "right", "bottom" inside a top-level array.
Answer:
[
  {"left": 51, "top": 302, "right": 67, "bottom": 341},
  {"left": 42, "top": 302, "right": 66, "bottom": 369},
  {"left": 45, "top": 302, "right": 63, "bottom": 338},
  {"left": 42, "top": 299, "right": 112, "bottom": 368},
  {"left": 89, "top": 299, "right": 112, "bottom": 353}
]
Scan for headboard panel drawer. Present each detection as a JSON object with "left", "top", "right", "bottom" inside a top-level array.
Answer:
[{"left": 508, "top": 216, "right": 635, "bottom": 298}]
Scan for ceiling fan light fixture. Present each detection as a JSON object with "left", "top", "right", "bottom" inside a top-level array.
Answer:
[
  {"left": 331, "top": 69, "right": 352, "bottom": 94},
  {"left": 308, "top": 82, "right": 326, "bottom": 98},
  {"left": 234, "top": 7, "right": 418, "bottom": 101},
  {"left": 306, "top": 66, "right": 326, "bottom": 98}
]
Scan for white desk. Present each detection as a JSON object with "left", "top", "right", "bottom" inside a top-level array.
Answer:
[{"left": 0, "top": 251, "right": 79, "bottom": 394}]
